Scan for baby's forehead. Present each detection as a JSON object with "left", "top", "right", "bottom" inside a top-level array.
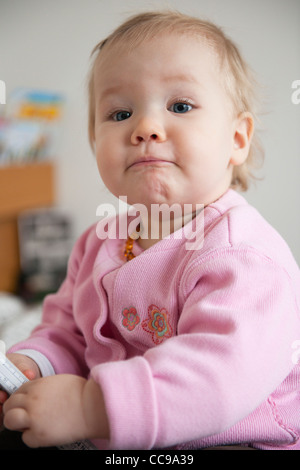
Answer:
[{"left": 93, "top": 32, "right": 220, "bottom": 80}]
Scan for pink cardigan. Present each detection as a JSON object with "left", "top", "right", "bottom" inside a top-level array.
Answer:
[{"left": 10, "top": 190, "right": 300, "bottom": 450}]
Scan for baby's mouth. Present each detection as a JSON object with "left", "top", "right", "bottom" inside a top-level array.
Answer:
[{"left": 128, "top": 156, "right": 173, "bottom": 169}]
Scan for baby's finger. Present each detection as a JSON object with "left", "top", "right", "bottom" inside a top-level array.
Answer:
[
  {"left": 23, "top": 370, "right": 36, "bottom": 381},
  {"left": 0, "top": 389, "right": 8, "bottom": 404},
  {"left": 2, "top": 391, "right": 26, "bottom": 416},
  {"left": 3, "top": 407, "right": 29, "bottom": 432}
]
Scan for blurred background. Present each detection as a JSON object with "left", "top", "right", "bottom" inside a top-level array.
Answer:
[{"left": 0, "top": 0, "right": 299, "bottom": 312}]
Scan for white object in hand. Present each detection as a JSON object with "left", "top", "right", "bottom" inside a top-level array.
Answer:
[
  {"left": 0, "top": 347, "right": 28, "bottom": 395},
  {"left": 0, "top": 341, "right": 96, "bottom": 449}
]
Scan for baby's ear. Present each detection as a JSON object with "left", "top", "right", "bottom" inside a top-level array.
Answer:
[{"left": 230, "top": 112, "right": 254, "bottom": 165}]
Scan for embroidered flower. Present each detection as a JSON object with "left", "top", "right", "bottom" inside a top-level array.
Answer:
[
  {"left": 142, "top": 304, "right": 173, "bottom": 344},
  {"left": 121, "top": 306, "right": 140, "bottom": 331}
]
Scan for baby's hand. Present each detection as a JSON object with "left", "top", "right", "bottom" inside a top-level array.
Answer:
[
  {"left": 3, "top": 374, "right": 109, "bottom": 448},
  {"left": 6, "top": 353, "right": 41, "bottom": 381},
  {"left": 0, "top": 353, "right": 40, "bottom": 425},
  {"left": 0, "top": 389, "right": 8, "bottom": 425}
]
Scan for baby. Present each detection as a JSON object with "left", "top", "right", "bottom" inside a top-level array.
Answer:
[{"left": 0, "top": 11, "right": 299, "bottom": 450}]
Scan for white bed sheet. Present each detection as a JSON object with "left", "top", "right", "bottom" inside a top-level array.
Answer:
[{"left": 0, "top": 294, "right": 42, "bottom": 350}]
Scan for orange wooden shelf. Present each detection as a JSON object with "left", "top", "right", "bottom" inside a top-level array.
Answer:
[{"left": 0, "top": 162, "right": 55, "bottom": 292}]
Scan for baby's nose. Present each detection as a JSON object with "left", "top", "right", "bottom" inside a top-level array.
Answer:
[{"left": 131, "top": 117, "right": 166, "bottom": 144}]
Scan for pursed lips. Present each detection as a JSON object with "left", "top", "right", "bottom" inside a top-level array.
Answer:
[{"left": 127, "top": 156, "right": 174, "bottom": 169}]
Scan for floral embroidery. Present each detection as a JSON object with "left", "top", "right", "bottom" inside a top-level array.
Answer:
[
  {"left": 142, "top": 304, "right": 173, "bottom": 345},
  {"left": 121, "top": 306, "right": 140, "bottom": 331}
]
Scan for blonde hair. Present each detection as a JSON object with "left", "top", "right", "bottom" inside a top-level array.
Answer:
[{"left": 87, "top": 10, "right": 264, "bottom": 191}]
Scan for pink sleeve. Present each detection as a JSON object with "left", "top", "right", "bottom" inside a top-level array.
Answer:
[
  {"left": 91, "top": 248, "right": 300, "bottom": 449},
  {"left": 8, "top": 229, "right": 91, "bottom": 377}
]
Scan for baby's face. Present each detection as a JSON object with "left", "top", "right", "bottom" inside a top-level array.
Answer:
[{"left": 93, "top": 33, "right": 249, "bottom": 211}]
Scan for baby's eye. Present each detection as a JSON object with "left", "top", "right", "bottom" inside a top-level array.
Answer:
[
  {"left": 113, "top": 110, "right": 132, "bottom": 121},
  {"left": 170, "top": 102, "right": 193, "bottom": 114}
]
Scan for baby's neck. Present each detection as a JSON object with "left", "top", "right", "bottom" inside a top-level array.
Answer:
[
  {"left": 136, "top": 237, "right": 158, "bottom": 250},
  {"left": 136, "top": 211, "right": 196, "bottom": 250}
]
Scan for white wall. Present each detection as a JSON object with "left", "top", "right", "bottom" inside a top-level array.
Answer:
[{"left": 1, "top": 0, "right": 299, "bottom": 263}]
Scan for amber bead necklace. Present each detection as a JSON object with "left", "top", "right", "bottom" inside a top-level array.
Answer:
[{"left": 124, "top": 224, "right": 141, "bottom": 261}]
